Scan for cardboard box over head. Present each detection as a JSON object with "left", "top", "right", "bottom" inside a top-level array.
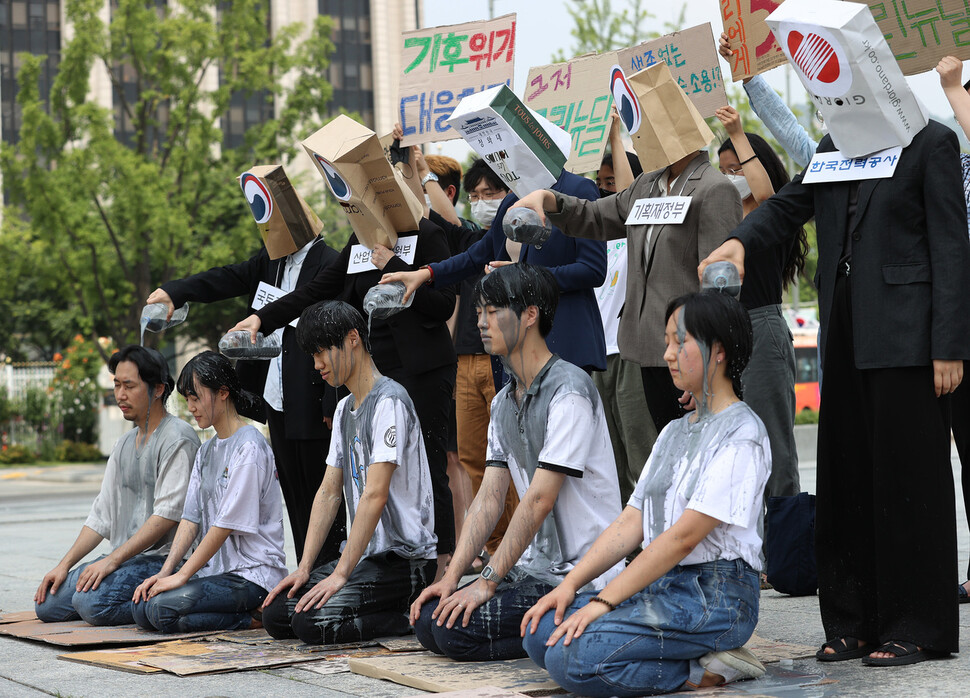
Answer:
[
  {"left": 302, "top": 115, "right": 424, "bottom": 249},
  {"left": 447, "top": 84, "right": 570, "bottom": 198},
  {"left": 766, "top": 0, "right": 927, "bottom": 158},
  {"left": 239, "top": 165, "right": 322, "bottom": 260},
  {"left": 610, "top": 61, "right": 714, "bottom": 173}
]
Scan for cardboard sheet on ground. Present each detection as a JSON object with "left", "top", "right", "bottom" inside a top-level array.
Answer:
[
  {"left": 0, "top": 610, "right": 37, "bottom": 624},
  {"left": 525, "top": 52, "right": 617, "bottom": 174},
  {"left": 349, "top": 651, "right": 562, "bottom": 695},
  {"left": 720, "top": 0, "right": 788, "bottom": 81},
  {"left": 0, "top": 618, "right": 212, "bottom": 646},
  {"left": 398, "top": 14, "right": 517, "bottom": 146},
  {"left": 743, "top": 632, "right": 817, "bottom": 662},
  {"left": 616, "top": 23, "right": 727, "bottom": 117},
  {"left": 406, "top": 689, "right": 530, "bottom": 698},
  {"left": 858, "top": 0, "right": 970, "bottom": 76}
]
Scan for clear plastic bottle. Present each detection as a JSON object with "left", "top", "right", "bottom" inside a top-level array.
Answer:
[
  {"left": 140, "top": 303, "right": 189, "bottom": 345},
  {"left": 701, "top": 261, "right": 742, "bottom": 299},
  {"left": 502, "top": 207, "right": 552, "bottom": 247},
  {"left": 363, "top": 281, "right": 414, "bottom": 320},
  {"left": 218, "top": 330, "right": 282, "bottom": 359}
]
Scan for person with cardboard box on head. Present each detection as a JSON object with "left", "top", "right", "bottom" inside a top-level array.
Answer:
[
  {"left": 148, "top": 165, "right": 346, "bottom": 571},
  {"left": 35, "top": 346, "right": 200, "bottom": 626},
  {"left": 228, "top": 117, "right": 459, "bottom": 570},
  {"left": 512, "top": 61, "right": 742, "bottom": 435},
  {"left": 410, "top": 263, "right": 623, "bottom": 662},
  {"left": 702, "top": 0, "right": 970, "bottom": 667}
]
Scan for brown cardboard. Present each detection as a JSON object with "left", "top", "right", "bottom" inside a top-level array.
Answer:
[
  {"left": 720, "top": 0, "right": 789, "bottom": 81},
  {"left": 524, "top": 51, "right": 618, "bottom": 174},
  {"left": 378, "top": 132, "right": 429, "bottom": 211},
  {"left": 398, "top": 14, "right": 517, "bottom": 146},
  {"left": 859, "top": 0, "right": 970, "bottom": 75},
  {"left": 625, "top": 62, "right": 715, "bottom": 172},
  {"left": 0, "top": 619, "right": 212, "bottom": 646},
  {"left": 616, "top": 23, "right": 728, "bottom": 117},
  {"left": 0, "top": 610, "right": 37, "bottom": 624},
  {"left": 240, "top": 165, "right": 322, "bottom": 260},
  {"left": 302, "top": 115, "right": 424, "bottom": 249}
]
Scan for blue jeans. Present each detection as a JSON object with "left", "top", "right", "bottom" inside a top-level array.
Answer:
[
  {"left": 35, "top": 554, "right": 167, "bottom": 626},
  {"left": 415, "top": 570, "right": 555, "bottom": 661},
  {"left": 523, "top": 559, "right": 759, "bottom": 697},
  {"left": 131, "top": 573, "right": 265, "bottom": 633}
]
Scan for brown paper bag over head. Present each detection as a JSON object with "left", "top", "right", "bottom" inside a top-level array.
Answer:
[
  {"left": 619, "top": 62, "right": 715, "bottom": 173},
  {"left": 302, "top": 115, "right": 424, "bottom": 249},
  {"left": 239, "top": 165, "right": 323, "bottom": 260}
]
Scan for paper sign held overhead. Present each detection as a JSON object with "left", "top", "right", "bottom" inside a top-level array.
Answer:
[
  {"left": 766, "top": 0, "right": 927, "bottom": 158},
  {"left": 398, "top": 14, "right": 517, "bottom": 146},
  {"left": 524, "top": 52, "right": 617, "bottom": 174},
  {"left": 720, "top": 0, "right": 789, "bottom": 81},
  {"left": 860, "top": 0, "right": 970, "bottom": 76},
  {"left": 616, "top": 23, "right": 728, "bottom": 117}
]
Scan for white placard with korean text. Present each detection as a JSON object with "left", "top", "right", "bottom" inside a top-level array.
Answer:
[
  {"left": 624, "top": 196, "right": 692, "bottom": 226},
  {"left": 802, "top": 147, "right": 902, "bottom": 184},
  {"left": 252, "top": 281, "right": 299, "bottom": 328},
  {"left": 347, "top": 235, "right": 419, "bottom": 275}
]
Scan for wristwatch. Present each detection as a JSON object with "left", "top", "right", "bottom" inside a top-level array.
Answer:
[
  {"left": 420, "top": 172, "right": 439, "bottom": 186},
  {"left": 480, "top": 565, "right": 503, "bottom": 584}
]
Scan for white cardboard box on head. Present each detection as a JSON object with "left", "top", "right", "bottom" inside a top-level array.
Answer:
[
  {"left": 766, "top": 0, "right": 927, "bottom": 158},
  {"left": 447, "top": 84, "right": 571, "bottom": 198}
]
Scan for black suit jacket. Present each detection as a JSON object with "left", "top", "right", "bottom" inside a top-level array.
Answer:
[
  {"left": 256, "top": 217, "right": 457, "bottom": 375},
  {"left": 162, "top": 237, "right": 341, "bottom": 439},
  {"left": 733, "top": 120, "right": 970, "bottom": 368}
]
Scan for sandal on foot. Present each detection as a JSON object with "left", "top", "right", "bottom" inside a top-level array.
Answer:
[
  {"left": 816, "top": 636, "right": 870, "bottom": 662},
  {"left": 959, "top": 583, "right": 970, "bottom": 604},
  {"left": 861, "top": 640, "right": 945, "bottom": 667}
]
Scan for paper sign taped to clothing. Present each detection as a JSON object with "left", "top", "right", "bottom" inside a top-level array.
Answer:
[
  {"left": 860, "top": 0, "right": 970, "bottom": 76},
  {"left": 616, "top": 23, "right": 728, "bottom": 117},
  {"left": 448, "top": 84, "right": 570, "bottom": 197},
  {"left": 398, "top": 14, "right": 517, "bottom": 146},
  {"left": 720, "top": 0, "right": 789, "bottom": 81},
  {"left": 767, "top": 0, "right": 928, "bottom": 158},
  {"left": 524, "top": 52, "right": 617, "bottom": 174},
  {"left": 802, "top": 146, "right": 901, "bottom": 183},
  {"left": 624, "top": 196, "right": 692, "bottom": 225},
  {"left": 347, "top": 235, "right": 419, "bottom": 275},
  {"left": 252, "top": 282, "right": 298, "bottom": 328}
]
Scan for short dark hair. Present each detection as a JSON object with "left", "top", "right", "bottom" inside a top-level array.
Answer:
[
  {"left": 474, "top": 263, "right": 559, "bottom": 338},
  {"left": 296, "top": 300, "right": 369, "bottom": 353},
  {"left": 600, "top": 150, "right": 643, "bottom": 178},
  {"left": 664, "top": 292, "right": 753, "bottom": 398},
  {"left": 463, "top": 158, "right": 508, "bottom": 195},
  {"left": 108, "top": 345, "right": 174, "bottom": 404},
  {"left": 425, "top": 154, "right": 462, "bottom": 205}
]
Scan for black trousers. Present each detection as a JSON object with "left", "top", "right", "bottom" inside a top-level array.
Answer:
[
  {"left": 951, "top": 360, "right": 970, "bottom": 580},
  {"left": 640, "top": 366, "right": 684, "bottom": 434},
  {"left": 387, "top": 362, "right": 458, "bottom": 555},
  {"left": 816, "top": 274, "right": 958, "bottom": 653},
  {"left": 266, "top": 409, "right": 345, "bottom": 568}
]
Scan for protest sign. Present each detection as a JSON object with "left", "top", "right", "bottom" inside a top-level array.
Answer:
[
  {"left": 239, "top": 165, "right": 321, "bottom": 260},
  {"left": 720, "top": 0, "right": 789, "bottom": 81},
  {"left": 619, "top": 62, "right": 715, "bottom": 173},
  {"left": 616, "top": 23, "right": 727, "bottom": 117},
  {"left": 860, "top": 0, "right": 970, "bottom": 75},
  {"left": 767, "top": 0, "right": 927, "bottom": 157},
  {"left": 525, "top": 52, "right": 617, "bottom": 174},
  {"left": 302, "top": 115, "right": 424, "bottom": 249},
  {"left": 447, "top": 84, "right": 570, "bottom": 197},
  {"left": 398, "top": 14, "right": 516, "bottom": 146}
]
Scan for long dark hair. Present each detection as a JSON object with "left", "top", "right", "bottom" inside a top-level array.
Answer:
[
  {"left": 177, "top": 350, "right": 259, "bottom": 415},
  {"left": 718, "top": 132, "right": 808, "bottom": 290}
]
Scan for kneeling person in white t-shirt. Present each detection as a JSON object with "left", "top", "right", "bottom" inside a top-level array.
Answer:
[
  {"left": 411, "top": 263, "right": 624, "bottom": 661},
  {"left": 262, "top": 301, "right": 438, "bottom": 644}
]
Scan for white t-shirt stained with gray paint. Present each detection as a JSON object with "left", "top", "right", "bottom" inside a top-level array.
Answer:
[
  {"left": 181, "top": 425, "right": 287, "bottom": 592},
  {"left": 629, "top": 401, "right": 771, "bottom": 571},
  {"left": 328, "top": 376, "right": 437, "bottom": 561},
  {"left": 486, "top": 355, "right": 624, "bottom": 589},
  {"left": 85, "top": 414, "right": 200, "bottom": 555}
]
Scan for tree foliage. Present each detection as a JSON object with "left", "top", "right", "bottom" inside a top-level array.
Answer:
[
  {"left": 0, "top": 0, "right": 354, "bottom": 358},
  {"left": 553, "top": 0, "right": 686, "bottom": 61}
]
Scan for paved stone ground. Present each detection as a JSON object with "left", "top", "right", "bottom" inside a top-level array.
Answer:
[{"left": 0, "top": 448, "right": 969, "bottom": 697}]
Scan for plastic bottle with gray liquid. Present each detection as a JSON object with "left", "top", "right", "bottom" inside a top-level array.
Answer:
[
  {"left": 218, "top": 330, "right": 282, "bottom": 359},
  {"left": 363, "top": 282, "right": 413, "bottom": 320},
  {"left": 701, "top": 261, "right": 742, "bottom": 299},
  {"left": 502, "top": 207, "right": 552, "bottom": 247}
]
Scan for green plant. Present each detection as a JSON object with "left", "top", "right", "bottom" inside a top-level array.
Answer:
[
  {"left": 795, "top": 409, "right": 820, "bottom": 425},
  {"left": 54, "top": 441, "right": 104, "bottom": 463},
  {"left": 51, "top": 335, "right": 106, "bottom": 444},
  {"left": 0, "top": 444, "right": 37, "bottom": 465}
]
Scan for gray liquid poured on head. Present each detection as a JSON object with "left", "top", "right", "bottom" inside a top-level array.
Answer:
[{"left": 140, "top": 316, "right": 149, "bottom": 347}]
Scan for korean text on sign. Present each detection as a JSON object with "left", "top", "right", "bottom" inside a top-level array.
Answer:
[
  {"left": 864, "top": 0, "right": 970, "bottom": 75},
  {"left": 802, "top": 147, "right": 902, "bottom": 184},
  {"left": 398, "top": 14, "right": 517, "bottom": 146},
  {"left": 719, "top": 0, "right": 788, "bottom": 81}
]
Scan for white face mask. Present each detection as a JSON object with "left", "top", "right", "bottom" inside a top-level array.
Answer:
[
  {"left": 725, "top": 173, "right": 752, "bottom": 201},
  {"left": 471, "top": 198, "right": 502, "bottom": 228}
]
